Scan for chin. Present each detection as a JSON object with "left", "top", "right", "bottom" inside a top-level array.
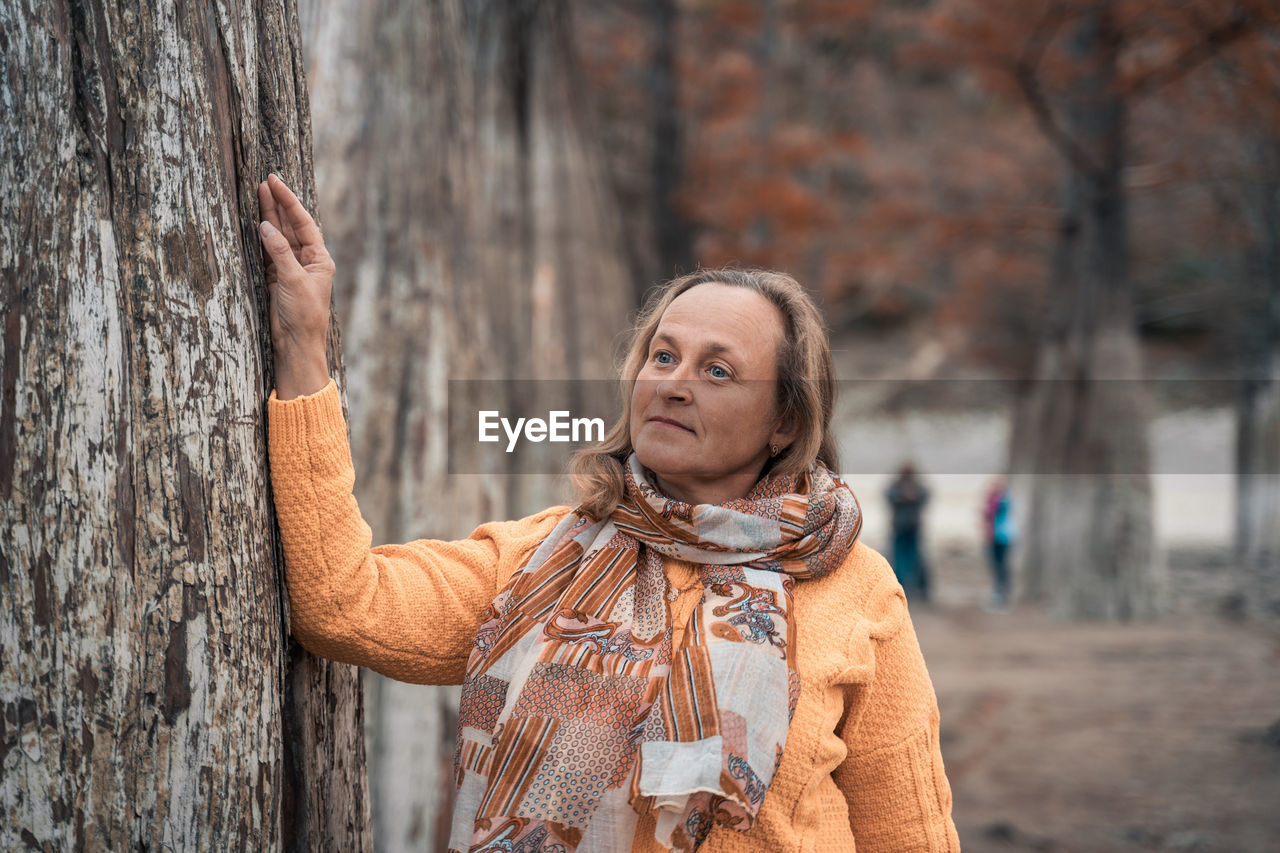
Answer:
[{"left": 632, "top": 444, "right": 683, "bottom": 482}]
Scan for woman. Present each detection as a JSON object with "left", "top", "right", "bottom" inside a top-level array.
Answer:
[{"left": 258, "top": 173, "right": 959, "bottom": 852}]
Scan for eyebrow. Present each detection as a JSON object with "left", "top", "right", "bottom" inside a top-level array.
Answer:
[{"left": 651, "top": 332, "right": 737, "bottom": 360}]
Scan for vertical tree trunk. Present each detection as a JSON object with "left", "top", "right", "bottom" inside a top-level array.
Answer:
[
  {"left": 0, "top": 1, "right": 369, "bottom": 848},
  {"left": 746, "top": 0, "right": 781, "bottom": 254},
  {"left": 1234, "top": 135, "right": 1280, "bottom": 617},
  {"left": 300, "top": 1, "right": 632, "bottom": 849},
  {"left": 1010, "top": 5, "right": 1162, "bottom": 620},
  {"left": 649, "top": 0, "right": 694, "bottom": 288},
  {"left": 467, "top": 0, "right": 633, "bottom": 515}
]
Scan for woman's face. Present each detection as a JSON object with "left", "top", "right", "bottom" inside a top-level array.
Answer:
[{"left": 629, "top": 283, "right": 794, "bottom": 505}]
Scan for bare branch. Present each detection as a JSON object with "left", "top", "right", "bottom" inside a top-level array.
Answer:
[
  {"left": 1125, "top": 7, "right": 1261, "bottom": 98},
  {"left": 1011, "top": 2, "right": 1103, "bottom": 179}
]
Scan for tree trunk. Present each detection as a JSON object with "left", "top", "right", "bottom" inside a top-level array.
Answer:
[
  {"left": 746, "top": 0, "right": 781, "bottom": 254},
  {"left": 1234, "top": 135, "right": 1280, "bottom": 617},
  {"left": 300, "top": 0, "right": 632, "bottom": 849},
  {"left": 649, "top": 0, "right": 695, "bottom": 289},
  {"left": 466, "top": 0, "right": 633, "bottom": 515},
  {"left": 1009, "top": 5, "right": 1162, "bottom": 620},
  {"left": 0, "top": 1, "right": 369, "bottom": 848}
]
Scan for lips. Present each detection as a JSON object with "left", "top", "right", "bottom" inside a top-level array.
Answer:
[{"left": 648, "top": 416, "right": 694, "bottom": 433}]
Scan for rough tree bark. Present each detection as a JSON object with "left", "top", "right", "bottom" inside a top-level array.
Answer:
[
  {"left": 1009, "top": 5, "right": 1162, "bottom": 620},
  {"left": 0, "top": 1, "right": 369, "bottom": 848},
  {"left": 299, "top": 0, "right": 632, "bottom": 849}
]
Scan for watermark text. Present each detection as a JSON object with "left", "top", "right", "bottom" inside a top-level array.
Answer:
[{"left": 478, "top": 410, "right": 606, "bottom": 452}]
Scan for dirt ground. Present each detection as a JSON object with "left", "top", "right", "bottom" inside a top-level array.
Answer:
[{"left": 909, "top": 545, "right": 1280, "bottom": 853}]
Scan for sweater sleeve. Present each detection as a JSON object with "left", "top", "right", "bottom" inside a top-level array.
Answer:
[
  {"left": 266, "top": 377, "right": 571, "bottom": 685},
  {"left": 832, "top": 576, "right": 961, "bottom": 852}
]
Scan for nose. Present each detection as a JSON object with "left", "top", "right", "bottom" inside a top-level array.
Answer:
[{"left": 655, "top": 363, "right": 695, "bottom": 402}]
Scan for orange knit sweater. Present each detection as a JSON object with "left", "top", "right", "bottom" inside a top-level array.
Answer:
[{"left": 267, "top": 378, "right": 960, "bottom": 852}]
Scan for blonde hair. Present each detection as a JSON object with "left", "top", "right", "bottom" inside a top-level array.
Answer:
[{"left": 569, "top": 267, "right": 839, "bottom": 519}]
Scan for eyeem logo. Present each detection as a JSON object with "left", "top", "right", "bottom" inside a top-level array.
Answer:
[{"left": 478, "top": 411, "right": 606, "bottom": 452}]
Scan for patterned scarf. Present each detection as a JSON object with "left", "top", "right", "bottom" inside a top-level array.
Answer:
[{"left": 448, "top": 452, "right": 862, "bottom": 853}]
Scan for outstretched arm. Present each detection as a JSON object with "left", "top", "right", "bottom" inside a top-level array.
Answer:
[{"left": 267, "top": 378, "right": 570, "bottom": 683}]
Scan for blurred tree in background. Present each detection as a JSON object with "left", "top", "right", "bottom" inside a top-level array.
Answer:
[
  {"left": 1158, "top": 29, "right": 1280, "bottom": 613},
  {"left": 577, "top": 0, "right": 1057, "bottom": 354},
  {"left": 920, "top": 0, "right": 1278, "bottom": 619}
]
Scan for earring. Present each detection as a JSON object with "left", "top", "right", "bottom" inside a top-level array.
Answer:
[{"left": 770, "top": 444, "right": 780, "bottom": 457}]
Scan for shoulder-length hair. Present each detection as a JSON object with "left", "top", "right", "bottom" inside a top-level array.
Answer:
[{"left": 569, "top": 267, "right": 840, "bottom": 519}]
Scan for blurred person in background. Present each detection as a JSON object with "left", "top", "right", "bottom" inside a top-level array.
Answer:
[
  {"left": 257, "top": 173, "right": 959, "bottom": 852},
  {"left": 982, "top": 475, "right": 1016, "bottom": 612},
  {"left": 886, "top": 462, "right": 932, "bottom": 603}
]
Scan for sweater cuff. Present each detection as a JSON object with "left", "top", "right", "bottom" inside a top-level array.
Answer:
[{"left": 268, "top": 377, "right": 347, "bottom": 449}]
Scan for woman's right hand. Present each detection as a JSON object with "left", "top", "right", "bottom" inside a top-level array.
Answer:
[{"left": 257, "top": 174, "right": 335, "bottom": 398}]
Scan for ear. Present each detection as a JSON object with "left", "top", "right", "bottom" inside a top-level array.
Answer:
[{"left": 769, "top": 413, "right": 798, "bottom": 452}]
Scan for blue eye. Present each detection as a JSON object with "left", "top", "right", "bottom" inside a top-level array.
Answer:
[
  {"left": 655, "top": 351, "right": 674, "bottom": 364},
  {"left": 709, "top": 365, "right": 729, "bottom": 380}
]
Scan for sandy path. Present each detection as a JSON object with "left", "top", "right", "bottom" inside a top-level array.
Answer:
[{"left": 905, "top": 553, "right": 1280, "bottom": 853}]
